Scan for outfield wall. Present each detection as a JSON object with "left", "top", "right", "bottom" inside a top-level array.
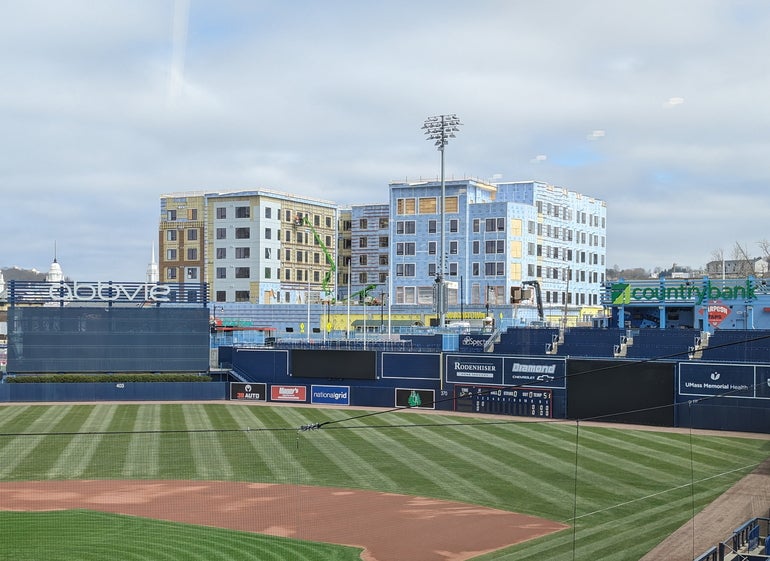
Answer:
[
  {"left": 228, "top": 348, "right": 770, "bottom": 433},
  {"left": 2, "top": 347, "right": 769, "bottom": 433}
]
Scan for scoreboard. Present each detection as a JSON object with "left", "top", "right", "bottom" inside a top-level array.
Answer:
[{"left": 454, "top": 385, "right": 552, "bottom": 418}]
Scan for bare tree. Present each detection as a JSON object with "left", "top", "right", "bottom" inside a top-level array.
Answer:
[{"left": 732, "top": 242, "right": 755, "bottom": 276}]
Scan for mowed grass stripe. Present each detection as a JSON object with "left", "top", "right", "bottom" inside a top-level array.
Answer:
[
  {"left": 435, "top": 423, "right": 585, "bottom": 515},
  {"left": 491, "top": 422, "right": 675, "bottom": 498},
  {"left": 156, "top": 405, "right": 196, "bottom": 479},
  {"left": 123, "top": 405, "right": 163, "bottom": 478},
  {"left": 607, "top": 428, "right": 763, "bottom": 477},
  {"left": 0, "top": 404, "right": 76, "bottom": 479},
  {"left": 46, "top": 404, "right": 118, "bottom": 479},
  {"left": 362, "top": 414, "right": 503, "bottom": 504},
  {"left": 0, "top": 404, "right": 38, "bottom": 429},
  {"left": 222, "top": 404, "right": 314, "bottom": 483},
  {"left": 271, "top": 406, "right": 404, "bottom": 489},
  {"left": 181, "top": 404, "right": 234, "bottom": 479}
]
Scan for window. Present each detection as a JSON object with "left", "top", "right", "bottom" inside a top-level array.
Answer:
[
  {"left": 428, "top": 263, "right": 436, "bottom": 276},
  {"left": 166, "top": 230, "right": 177, "bottom": 241},
  {"left": 296, "top": 251, "right": 303, "bottom": 263},
  {"left": 359, "top": 237, "right": 368, "bottom": 248},
  {"left": 428, "top": 241, "right": 436, "bottom": 255},
  {"left": 419, "top": 197, "right": 437, "bottom": 214},
  {"left": 449, "top": 241, "right": 458, "bottom": 254},
  {"left": 167, "top": 267, "right": 177, "bottom": 279},
  {"left": 472, "top": 262, "right": 480, "bottom": 275},
  {"left": 186, "top": 248, "right": 197, "bottom": 260},
  {"left": 265, "top": 228, "right": 272, "bottom": 239},
  {"left": 216, "top": 207, "right": 226, "bottom": 219},
  {"left": 379, "top": 217, "right": 388, "bottom": 228},
  {"left": 186, "top": 268, "right": 197, "bottom": 279},
  {"left": 360, "top": 218, "right": 368, "bottom": 229},
  {"left": 473, "top": 219, "right": 480, "bottom": 233},
  {"left": 359, "top": 272, "right": 368, "bottom": 283},
  {"left": 444, "top": 196, "right": 458, "bottom": 213},
  {"left": 265, "top": 247, "right": 272, "bottom": 259},
  {"left": 166, "top": 249, "right": 177, "bottom": 260},
  {"left": 473, "top": 240, "right": 480, "bottom": 254},
  {"left": 264, "top": 207, "right": 271, "bottom": 219},
  {"left": 314, "top": 252, "right": 320, "bottom": 264},
  {"left": 188, "top": 209, "right": 198, "bottom": 220},
  {"left": 396, "top": 220, "right": 416, "bottom": 234},
  {"left": 216, "top": 228, "right": 226, "bottom": 240},
  {"left": 285, "top": 269, "right": 291, "bottom": 280},
  {"left": 396, "top": 264, "right": 416, "bottom": 276},
  {"left": 449, "top": 263, "right": 458, "bottom": 276},
  {"left": 326, "top": 216, "right": 333, "bottom": 228},
  {"left": 359, "top": 255, "right": 368, "bottom": 265},
  {"left": 485, "top": 240, "right": 504, "bottom": 254},
  {"left": 167, "top": 210, "right": 177, "bottom": 221},
  {"left": 428, "top": 220, "right": 437, "bottom": 234},
  {"left": 379, "top": 236, "right": 388, "bottom": 248},
  {"left": 216, "top": 267, "right": 226, "bottom": 279},
  {"left": 325, "top": 235, "right": 332, "bottom": 247},
  {"left": 187, "top": 229, "right": 197, "bottom": 241},
  {"left": 379, "top": 254, "right": 388, "bottom": 265},
  {"left": 285, "top": 230, "right": 292, "bottom": 242},
  {"left": 235, "top": 291, "right": 250, "bottom": 302},
  {"left": 235, "top": 227, "right": 250, "bottom": 239},
  {"left": 396, "top": 198, "right": 416, "bottom": 214},
  {"left": 449, "top": 219, "right": 458, "bottom": 233},
  {"left": 236, "top": 206, "right": 250, "bottom": 218},
  {"left": 216, "top": 247, "right": 226, "bottom": 259},
  {"left": 379, "top": 272, "right": 388, "bottom": 283},
  {"left": 314, "top": 215, "right": 320, "bottom": 227},
  {"left": 216, "top": 290, "right": 226, "bottom": 302},
  {"left": 265, "top": 267, "right": 271, "bottom": 279},
  {"left": 285, "top": 249, "right": 291, "bottom": 261},
  {"left": 235, "top": 267, "right": 250, "bottom": 279},
  {"left": 235, "top": 247, "right": 250, "bottom": 259},
  {"left": 396, "top": 242, "right": 415, "bottom": 256}
]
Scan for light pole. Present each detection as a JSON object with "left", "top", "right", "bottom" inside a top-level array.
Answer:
[{"left": 423, "top": 114, "right": 461, "bottom": 329}]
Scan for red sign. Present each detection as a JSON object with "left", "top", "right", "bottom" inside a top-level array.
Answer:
[
  {"left": 707, "top": 300, "right": 731, "bottom": 328},
  {"left": 270, "top": 385, "right": 307, "bottom": 402}
]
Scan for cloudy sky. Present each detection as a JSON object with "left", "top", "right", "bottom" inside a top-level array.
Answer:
[{"left": 2, "top": 0, "right": 770, "bottom": 281}]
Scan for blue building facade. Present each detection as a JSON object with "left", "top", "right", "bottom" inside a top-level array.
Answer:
[{"left": 388, "top": 179, "right": 607, "bottom": 324}]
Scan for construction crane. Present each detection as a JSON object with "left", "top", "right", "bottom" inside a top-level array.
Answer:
[
  {"left": 346, "top": 284, "right": 377, "bottom": 304},
  {"left": 522, "top": 280, "right": 545, "bottom": 323},
  {"left": 296, "top": 215, "right": 337, "bottom": 298},
  {"left": 511, "top": 280, "right": 544, "bottom": 324}
]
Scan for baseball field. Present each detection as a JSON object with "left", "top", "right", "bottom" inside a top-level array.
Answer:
[{"left": 0, "top": 402, "right": 768, "bottom": 561}]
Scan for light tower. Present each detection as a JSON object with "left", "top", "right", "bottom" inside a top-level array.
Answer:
[{"left": 422, "top": 114, "right": 462, "bottom": 328}]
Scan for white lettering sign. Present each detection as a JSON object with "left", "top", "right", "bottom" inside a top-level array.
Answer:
[{"left": 48, "top": 282, "right": 172, "bottom": 303}]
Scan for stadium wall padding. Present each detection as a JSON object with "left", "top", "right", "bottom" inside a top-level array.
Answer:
[{"left": 0, "top": 382, "right": 227, "bottom": 402}]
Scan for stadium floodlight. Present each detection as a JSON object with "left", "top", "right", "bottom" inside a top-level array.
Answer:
[{"left": 422, "top": 114, "right": 462, "bottom": 329}]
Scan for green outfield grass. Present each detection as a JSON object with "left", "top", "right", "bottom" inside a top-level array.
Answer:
[{"left": 0, "top": 403, "right": 768, "bottom": 561}]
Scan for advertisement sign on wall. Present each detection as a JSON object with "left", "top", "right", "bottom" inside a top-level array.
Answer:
[
  {"left": 230, "top": 382, "right": 267, "bottom": 401},
  {"left": 270, "top": 385, "right": 307, "bottom": 402},
  {"left": 445, "top": 355, "right": 503, "bottom": 385},
  {"left": 503, "top": 357, "right": 566, "bottom": 389},
  {"left": 311, "top": 385, "right": 350, "bottom": 405},
  {"left": 679, "top": 363, "right": 754, "bottom": 398},
  {"left": 395, "top": 388, "right": 435, "bottom": 409}
]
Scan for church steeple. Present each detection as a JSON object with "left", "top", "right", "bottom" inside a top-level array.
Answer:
[
  {"left": 146, "top": 244, "right": 159, "bottom": 283},
  {"left": 46, "top": 243, "right": 64, "bottom": 283}
]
